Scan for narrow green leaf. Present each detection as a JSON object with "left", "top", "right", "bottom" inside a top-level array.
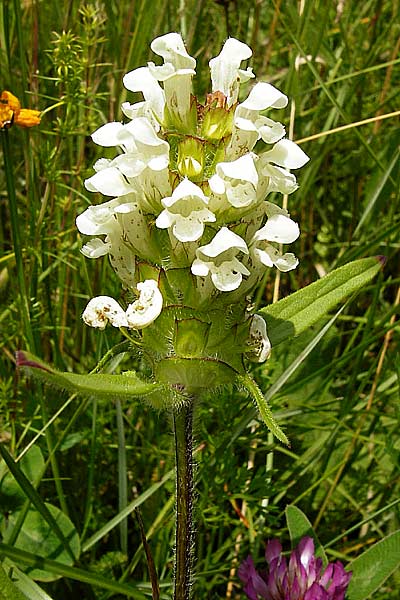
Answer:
[
  {"left": 2, "top": 559, "right": 55, "bottom": 600},
  {"left": 285, "top": 505, "right": 327, "bottom": 564},
  {"left": 347, "top": 530, "right": 400, "bottom": 600},
  {"left": 0, "top": 564, "right": 28, "bottom": 600},
  {"left": 236, "top": 373, "right": 289, "bottom": 445},
  {"left": 0, "top": 544, "right": 147, "bottom": 599},
  {"left": 260, "top": 257, "right": 383, "bottom": 346},
  {"left": 16, "top": 351, "right": 163, "bottom": 400}
]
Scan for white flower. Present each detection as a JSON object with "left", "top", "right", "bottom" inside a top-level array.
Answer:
[
  {"left": 156, "top": 178, "right": 216, "bottom": 242},
  {"left": 209, "top": 38, "right": 255, "bottom": 107},
  {"left": 246, "top": 314, "right": 271, "bottom": 363},
  {"left": 82, "top": 296, "right": 129, "bottom": 329},
  {"left": 84, "top": 164, "right": 133, "bottom": 197},
  {"left": 253, "top": 244, "right": 299, "bottom": 272},
  {"left": 191, "top": 227, "right": 250, "bottom": 291},
  {"left": 250, "top": 203, "right": 299, "bottom": 272},
  {"left": 209, "top": 153, "right": 258, "bottom": 209},
  {"left": 253, "top": 203, "right": 300, "bottom": 244},
  {"left": 148, "top": 33, "right": 196, "bottom": 129},
  {"left": 87, "top": 117, "right": 169, "bottom": 182},
  {"left": 228, "top": 82, "right": 287, "bottom": 157},
  {"left": 259, "top": 163, "right": 299, "bottom": 195},
  {"left": 123, "top": 66, "right": 165, "bottom": 123},
  {"left": 76, "top": 197, "right": 136, "bottom": 286},
  {"left": 125, "top": 280, "right": 163, "bottom": 328},
  {"left": 256, "top": 139, "right": 309, "bottom": 196}
]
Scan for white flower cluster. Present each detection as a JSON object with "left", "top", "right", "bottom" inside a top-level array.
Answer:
[{"left": 78, "top": 33, "right": 309, "bottom": 359}]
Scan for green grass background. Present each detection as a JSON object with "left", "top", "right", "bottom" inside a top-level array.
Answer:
[{"left": 0, "top": 0, "right": 399, "bottom": 598}]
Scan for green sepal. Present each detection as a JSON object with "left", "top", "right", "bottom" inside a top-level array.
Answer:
[
  {"left": 236, "top": 373, "right": 289, "bottom": 445},
  {"left": 260, "top": 257, "right": 383, "bottom": 346},
  {"left": 16, "top": 352, "right": 163, "bottom": 400}
]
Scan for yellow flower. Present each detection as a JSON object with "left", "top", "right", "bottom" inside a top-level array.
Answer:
[{"left": 0, "top": 90, "right": 41, "bottom": 129}]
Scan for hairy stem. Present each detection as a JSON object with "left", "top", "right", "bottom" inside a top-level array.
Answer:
[{"left": 173, "top": 401, "right": 194, "bottom": 600}]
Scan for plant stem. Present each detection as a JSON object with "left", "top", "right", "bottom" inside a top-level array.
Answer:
[{"left": 173, "top": 401, "right": 194, "bottom": 600}]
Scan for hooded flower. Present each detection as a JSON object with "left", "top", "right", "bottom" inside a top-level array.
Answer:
[
  {"left": 227, "top": 82, "right": 288, "bottom": 158},
  {"left": 191, "top": 227, "right": 250, "bottom": 292},
  {"left": 209, "top": 153, "right": 259, "bottom": 210},
  {"left": 209, "top": 38, "right": 254, "bottom": 107},
  {"left": 239, "top": 537, "right": 352, "bottom": 600},
  {"left": 156, "top": 178, "right": 216, "bottom": 242}
]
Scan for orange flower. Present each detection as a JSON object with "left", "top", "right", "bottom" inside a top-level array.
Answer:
[{"left": 0, "top": 90, "right": 41, "bottom": 129}]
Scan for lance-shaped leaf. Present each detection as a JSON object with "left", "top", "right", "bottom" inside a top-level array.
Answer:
[
  {"left": 346, "top": 530, "right": 400, "bottom": 600},
  {"left": 236, "top": 373, "right": 289, "bottom": 445},
  {"left": 285, "top": 505, "right": 328, "bottom": 565},
  {"left": 260, "top": 256, "right": 383, "bottom": 346},
  {"left": 16, "top": 352, "right": 163, "bottom": 400}
]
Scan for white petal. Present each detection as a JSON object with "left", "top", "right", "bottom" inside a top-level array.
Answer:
[
  {"left": 91, "top": 122, "right": 125, "bottom": 147},
  {"left": 81, "top": 238, "right": 111, "bottom": 258},
  {"left": 217, "top": 153, "right": 258, "bottom": 187},
  {"left": 82, "top": 296, "right": 128, "bottom": 329},
  {"left": 209, "top": 38, "right": 254, "bottom": 106},
  {"left": 263, "top": 138, "right": 310, "bottom": 169},
  {"left": 256, "top": 117, "right": 286, "bottom": 144},
  {"left": 253, "top": 247, "right": 274, "bottom": 267},
  {"left": 208, "top": 174, "right": 226, "bottom": 195},
  {"left": 199, "top": 227, "right": 248, "bottom": 258},
  {"left": 76, "top": 198, "right": 121, "bottom": 235},
  {"left": 123, "top": 117, "right": 168, "bottom": 148},
  {"left": 84, "top": 167, "right": 132, "bottom": 196},
  {"left": 247, "top": 314, "right": 271, "bottom": 362},
  {"left": 93, "top": 158, "right": 112, "bottom": 172},
  {"left": 210, "top": 258, "right": 250, "bottom": 292},
  {"left": 170, "top": 178, "right": 207, "bottom": 203},
  {"left": 255, "top": 214, "right": 300, "bottom": 244},
  {"left": 274, "top": 252, "right": 299, "bottom": 272},
  {"left": 261, "top": 164, "right": 298, "bottom": 194},
  {"left": 125, "top": 280, "right": 163, "bottom": 328},
  {"left": 173, "top": 217, "right": 204, "bottom": 242},
  {"left": 150, "top": 33, "right": 196, "bottom": 71},
  {"left": 191, "top": 258, "right": 210, "bottom": 277},
  {"left": 155, "top": 210, "right": 174, "bottom": 229},
  {"left": 241, "top": 82, "right": 288, "bottom": 110},
  {"left": 123, "top": 66, "right": 165, "bottom": 121}
]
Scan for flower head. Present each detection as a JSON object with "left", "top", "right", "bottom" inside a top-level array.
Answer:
[
  {"left": 0, "top": 90, "right": 41, "bottom": 129},
  {"left": 79, "top": 33, "right": 309, "bottom": 372},
  {"left": 239, "top": 537, "right": 352, "bottom": 600}
]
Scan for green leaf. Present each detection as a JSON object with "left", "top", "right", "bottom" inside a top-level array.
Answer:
[
  {"left": 0, "top": 564, "right": 29, "bottom": 600},
  {"left": 347, "top": 530, "right": 400, "bottom": 600},
  {"left": 285, "top": 505, "right": 327, "bottom": 564},
  {"left": 1, "top": 505, "right": 80, "bottom": 582},
  {"left": 260, "top": 257, "right": 383, "bottom": 346},
  {"left": 236, "top": 373, "right": 289, "bottom": 445},
  {"left": 0, "top": 445, "right": 45, "bottom": 511},
  {"left": 16, "top": 352, "right": 163, "bottom": 400},
  {"left": 0, "top": 445, "right": 77, "bottom": 564},
  {"left": 0, "top": 543, "right": 147, "bottom": 599}
]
